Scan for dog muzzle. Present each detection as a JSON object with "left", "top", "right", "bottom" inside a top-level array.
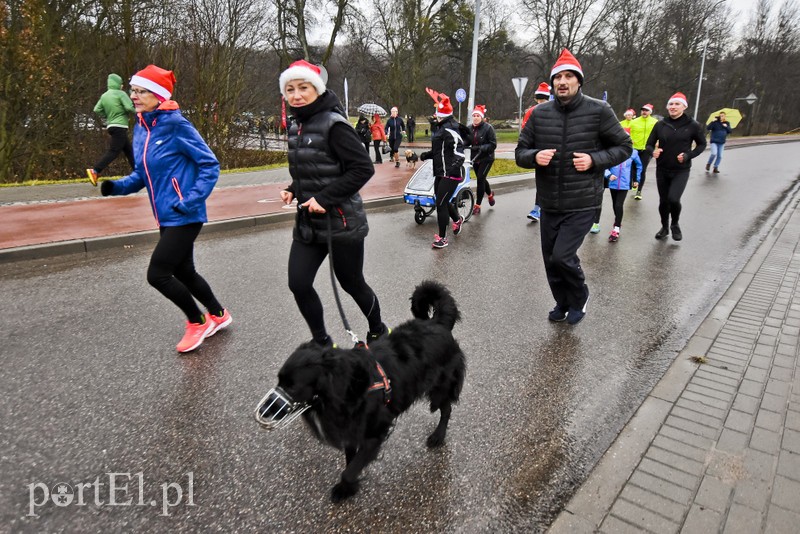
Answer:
[{"left": 254, "top": 387, "right": 312, "bottom": 430}]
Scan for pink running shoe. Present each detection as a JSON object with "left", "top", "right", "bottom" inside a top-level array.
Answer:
[
  {"left": 608, "top": 229, "right": 619, "bottom": 242},
  {"left": 176, "top": 318, "right": 215, "bottom": 353},
  {"left": 452, "top": 215, "right": 464, "bottom": 235},
  {"left": 207, "top": 309, "right": 232, "bottom": 336},
  {"left": 487, "top": 192, "right": 496, "bottom": 206},
  {"left": 473, "top": 205, "right": 481, "bottom": 215}
]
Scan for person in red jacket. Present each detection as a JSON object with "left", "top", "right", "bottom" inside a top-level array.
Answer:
[
  {"left": 370, "top": 114, "right": 387, "bottom": 164},
  {"left": 523, "top": 82, "right": 551, "bottom": 222}
]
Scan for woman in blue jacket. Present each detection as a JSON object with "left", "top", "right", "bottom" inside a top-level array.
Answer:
[
  {"left": 100, "top": 65, "right": 231, "bottom": 353},
  {"left": 591, "top": 150, "right": 642, "bottom": 242}
]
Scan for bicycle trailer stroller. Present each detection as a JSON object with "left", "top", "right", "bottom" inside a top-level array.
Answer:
[{"left": 402, "top": 160, "right": 475, "bottom": 225}]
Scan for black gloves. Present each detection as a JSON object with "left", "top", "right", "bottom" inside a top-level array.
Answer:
[{"left": 100, "top": 181, "right": 114, "bottom": 196}]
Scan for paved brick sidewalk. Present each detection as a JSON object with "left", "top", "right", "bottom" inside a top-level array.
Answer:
[{"left": 550, "top": 185, "right": 800, "bottom": 533}]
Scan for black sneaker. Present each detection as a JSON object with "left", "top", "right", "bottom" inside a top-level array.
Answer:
[
  {"left": 367, "top": 323, "right": 391, "bottom": 342},
  {"left": 548, "top": 305, "right": 568, "bottom": 322},
  {"left": 671, "top": 224, "right": 683, "bottom": 241},
  {"left": 655, "top": 226, "right": 669, "bottom": 240},
  {"left": 705, "top": 163, "right": 711, "bottom": 171},
  {"left": 567, "top": 288, "right": 590, "bottom": 325}
]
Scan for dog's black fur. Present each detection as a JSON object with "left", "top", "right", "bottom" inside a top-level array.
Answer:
[{"left": 276, "top": 280, "right": 466, "bottom": 502}]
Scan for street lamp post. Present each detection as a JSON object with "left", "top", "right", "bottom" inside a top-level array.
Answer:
[{"left": 694, "top": 36, "right": 708, "bottom": 120}]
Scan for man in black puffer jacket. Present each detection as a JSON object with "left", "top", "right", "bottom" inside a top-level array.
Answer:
[{"left": 516, "top": 49, "right": 632, "bottom": 325}]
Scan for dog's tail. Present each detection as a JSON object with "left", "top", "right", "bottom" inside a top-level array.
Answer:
[{"left": 410, "top": 280, "right": 461, "bottom": 331}]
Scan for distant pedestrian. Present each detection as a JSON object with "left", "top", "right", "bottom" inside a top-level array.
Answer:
[
  {"left": 592, "top": 149, "right": 642, "bottom": 242},
  {"left": 420, "top": 88, "right": 469, "bottom": 249},
  {"left": 278, "top": 60, "right": 388, "bottom": 347},
  {"left": 706, "top": 112, "right": 732, "bottom": 173},
  {"left": 465, "top": 105, "right": 497, "bottom": 215},
  {"left": 646, "top": 92, "right": 707, "bottom": 242},
  {"left": 515, "top": 49, "right": 631, "bottom": 325},
  {"left": 355, "top": 114, "right": 372, "bottom": 153},
  {"left": 370, "top": 114, "right": 386, "bottom": 164},
  {"left": 523, "top": 82, "right": 551, "bottom": 222},
  {"left": 258, "top": 116, "right": 268, "bottom": 150},
  {"left": 385, "top": 107, "right": 405, "bottom": 167},
  {"left": 407, "top": 115, "right": 416, "bottom": 142},
  {"left": 100, "top": 65, "right": 231, "bottom": 353},
  {"left": 86, "top": 73, "right": 135, "bottom": 186},
  {"left": 629, "top": 103, "right": 658, "bottom": 200}
]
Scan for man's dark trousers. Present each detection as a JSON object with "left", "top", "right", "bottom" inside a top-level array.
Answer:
[
  {"left": 540, "top": 209, "right": 594, "bottom": 310},
  {"left": 94, "top": 126, "right": 134, "bottom": 173}
]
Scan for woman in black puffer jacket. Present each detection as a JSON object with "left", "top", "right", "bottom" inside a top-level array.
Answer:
[
  {"left": 279, "top": 60, "right": 388, "bottom": 347},
  {"left": 420, "top": 89, "right": 470, "bottom": 249}
]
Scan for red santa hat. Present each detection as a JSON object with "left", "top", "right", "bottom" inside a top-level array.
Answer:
[
  {"left": 426, "top": 88, "right": 453, "bottom": 117},
  {"left": 624, "top": 108, "right": 636, "bottom": 117},
  {"left": 279, "top": 60, "right": 326, "bottom": 98},
  {"left": 668, "top": 92, "right": 688, "bottom": 108},
  {"left": 534, "top": 82, "right": 551, "bottom": 98},
  {"left": 550, "top": 49, "right": 584, "bottom": 85},
  {"left": 641, "top": 103, "right": 654, "bottom": 112},
  {"left": 472, "top": 105, "right": 486, "bottom": 118},
  {"left": 130, "top": 65, "right": 176, "bottom": 102}
]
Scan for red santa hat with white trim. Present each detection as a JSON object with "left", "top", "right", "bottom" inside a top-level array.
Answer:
[
  {"left": 550, "top": 49, "right": 584, "bottom": 85},
  {"left": 472, "top": 105, "right": 487, "bottom": 118},
  {"left": 534, "top": 82, "right": 551, "bottom": 98},
  {"left": 130, "top": 65, "right": 176, "bottom": 102},
  {"left": 279, "top": 60, "right": 327, "bottom": 98},
  {"left": 668, "top": 92, "right": 688, "bottom": 108}
]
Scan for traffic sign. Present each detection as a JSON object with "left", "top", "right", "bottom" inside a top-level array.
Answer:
[{"left": 455, "top": 88, "right": 467, "bottom": 103}]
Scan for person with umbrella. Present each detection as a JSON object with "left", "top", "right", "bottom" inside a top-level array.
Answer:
[
  {"left": 370, "top": 113, "right": 386, "bottom": 164},
  {"left": 278, "top": 60, "right": 388, "bottom": 347},
  {"left": 706, "top": 111, "right": 732, "bottom": 173}
]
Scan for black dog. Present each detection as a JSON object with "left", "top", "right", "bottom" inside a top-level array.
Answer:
[{"left": 275, "top": 280, "right": 466, "bottom": 502}]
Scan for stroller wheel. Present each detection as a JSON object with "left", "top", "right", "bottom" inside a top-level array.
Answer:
[{"left": 414, "top": 210, "right": 426, "bottom": 225}]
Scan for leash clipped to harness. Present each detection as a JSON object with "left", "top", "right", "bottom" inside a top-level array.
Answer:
[{"left": 368, "top": 361, "right": 392, "bottom": 404}]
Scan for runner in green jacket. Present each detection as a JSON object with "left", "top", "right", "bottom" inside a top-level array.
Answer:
[
  {"left": 87, "top": 73, "right": 135, "bottom": 186},
  {"left": 628, "top": 103, "right": 658, "bottom": 200}
]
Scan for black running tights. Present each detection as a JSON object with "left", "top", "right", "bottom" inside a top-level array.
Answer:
[
  {"left": 147, "top": 223, "right": 223, "bottom": 324},
  {"left": 656, "top": 168, "right": 690, "bottom": 227},
  {"left": 288, "top": 238, "right": 382, "bottom": 343},
  {"left": 434, "top": 175, "right": 461, "bottom": 237},
  {"left": 473, "top": 159, "right": 494, "bottom": 206}
]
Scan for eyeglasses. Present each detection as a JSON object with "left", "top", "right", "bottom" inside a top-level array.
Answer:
[{"left": 130, "top": 88, "right": 151, "bottom": 96}]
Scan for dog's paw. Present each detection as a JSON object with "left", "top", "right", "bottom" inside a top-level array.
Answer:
[
  {"left": 426, "top": 432, "right": 446, "bottom": 448},
  {"left": 331, "top": 480, "right": 359, "bottom": 503}
]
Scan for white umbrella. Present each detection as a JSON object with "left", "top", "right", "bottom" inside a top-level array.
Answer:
[{"left": 357, "top": 103, "right": 387, "bottom": 117}]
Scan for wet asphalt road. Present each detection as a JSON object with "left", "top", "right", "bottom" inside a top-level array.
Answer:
[{"left": 2, "top": 143, "right": 799, "bottom": 533}]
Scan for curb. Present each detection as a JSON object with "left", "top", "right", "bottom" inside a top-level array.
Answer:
[
  {"left": 548, "top": 173, "right": 800, "bottom": 532},
  {"left": 0, "top": 175, "right": 533, "bottom": 264}
]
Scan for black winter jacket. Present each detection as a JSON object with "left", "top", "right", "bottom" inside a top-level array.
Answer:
[
  {"left": 466, "top": 121, "right": 497, "bottom": 164},
  {"left": 420, "top": 116, "right": 469, "bottom": 178},
  {"left": 515, "top": 91, "right": 632, "bottom": 213},
  {"left": 286, "top": 91, "right": 373, "bottom": 243},
  {"left": 646, "top": 114, "right": 707, "bottom": 171}
]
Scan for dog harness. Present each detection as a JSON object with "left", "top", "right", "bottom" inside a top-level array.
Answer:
[{"left": 367, "top": 361, "right": 392, "bottom": 404}]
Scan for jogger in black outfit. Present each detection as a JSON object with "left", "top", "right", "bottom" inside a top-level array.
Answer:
[
  {"left": 279, "top": 60, "right": 387, "bottom": 346},
  {"left": 466, "top": 105, "right": 497, "bottom": 215},
  {"left": 646, "top": 92, "right": 706, "bottom": 241}
]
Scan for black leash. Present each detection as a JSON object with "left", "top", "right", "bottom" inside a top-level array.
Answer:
[{"left": 320, "top": 209, "right": 361, "bottom": 346}]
